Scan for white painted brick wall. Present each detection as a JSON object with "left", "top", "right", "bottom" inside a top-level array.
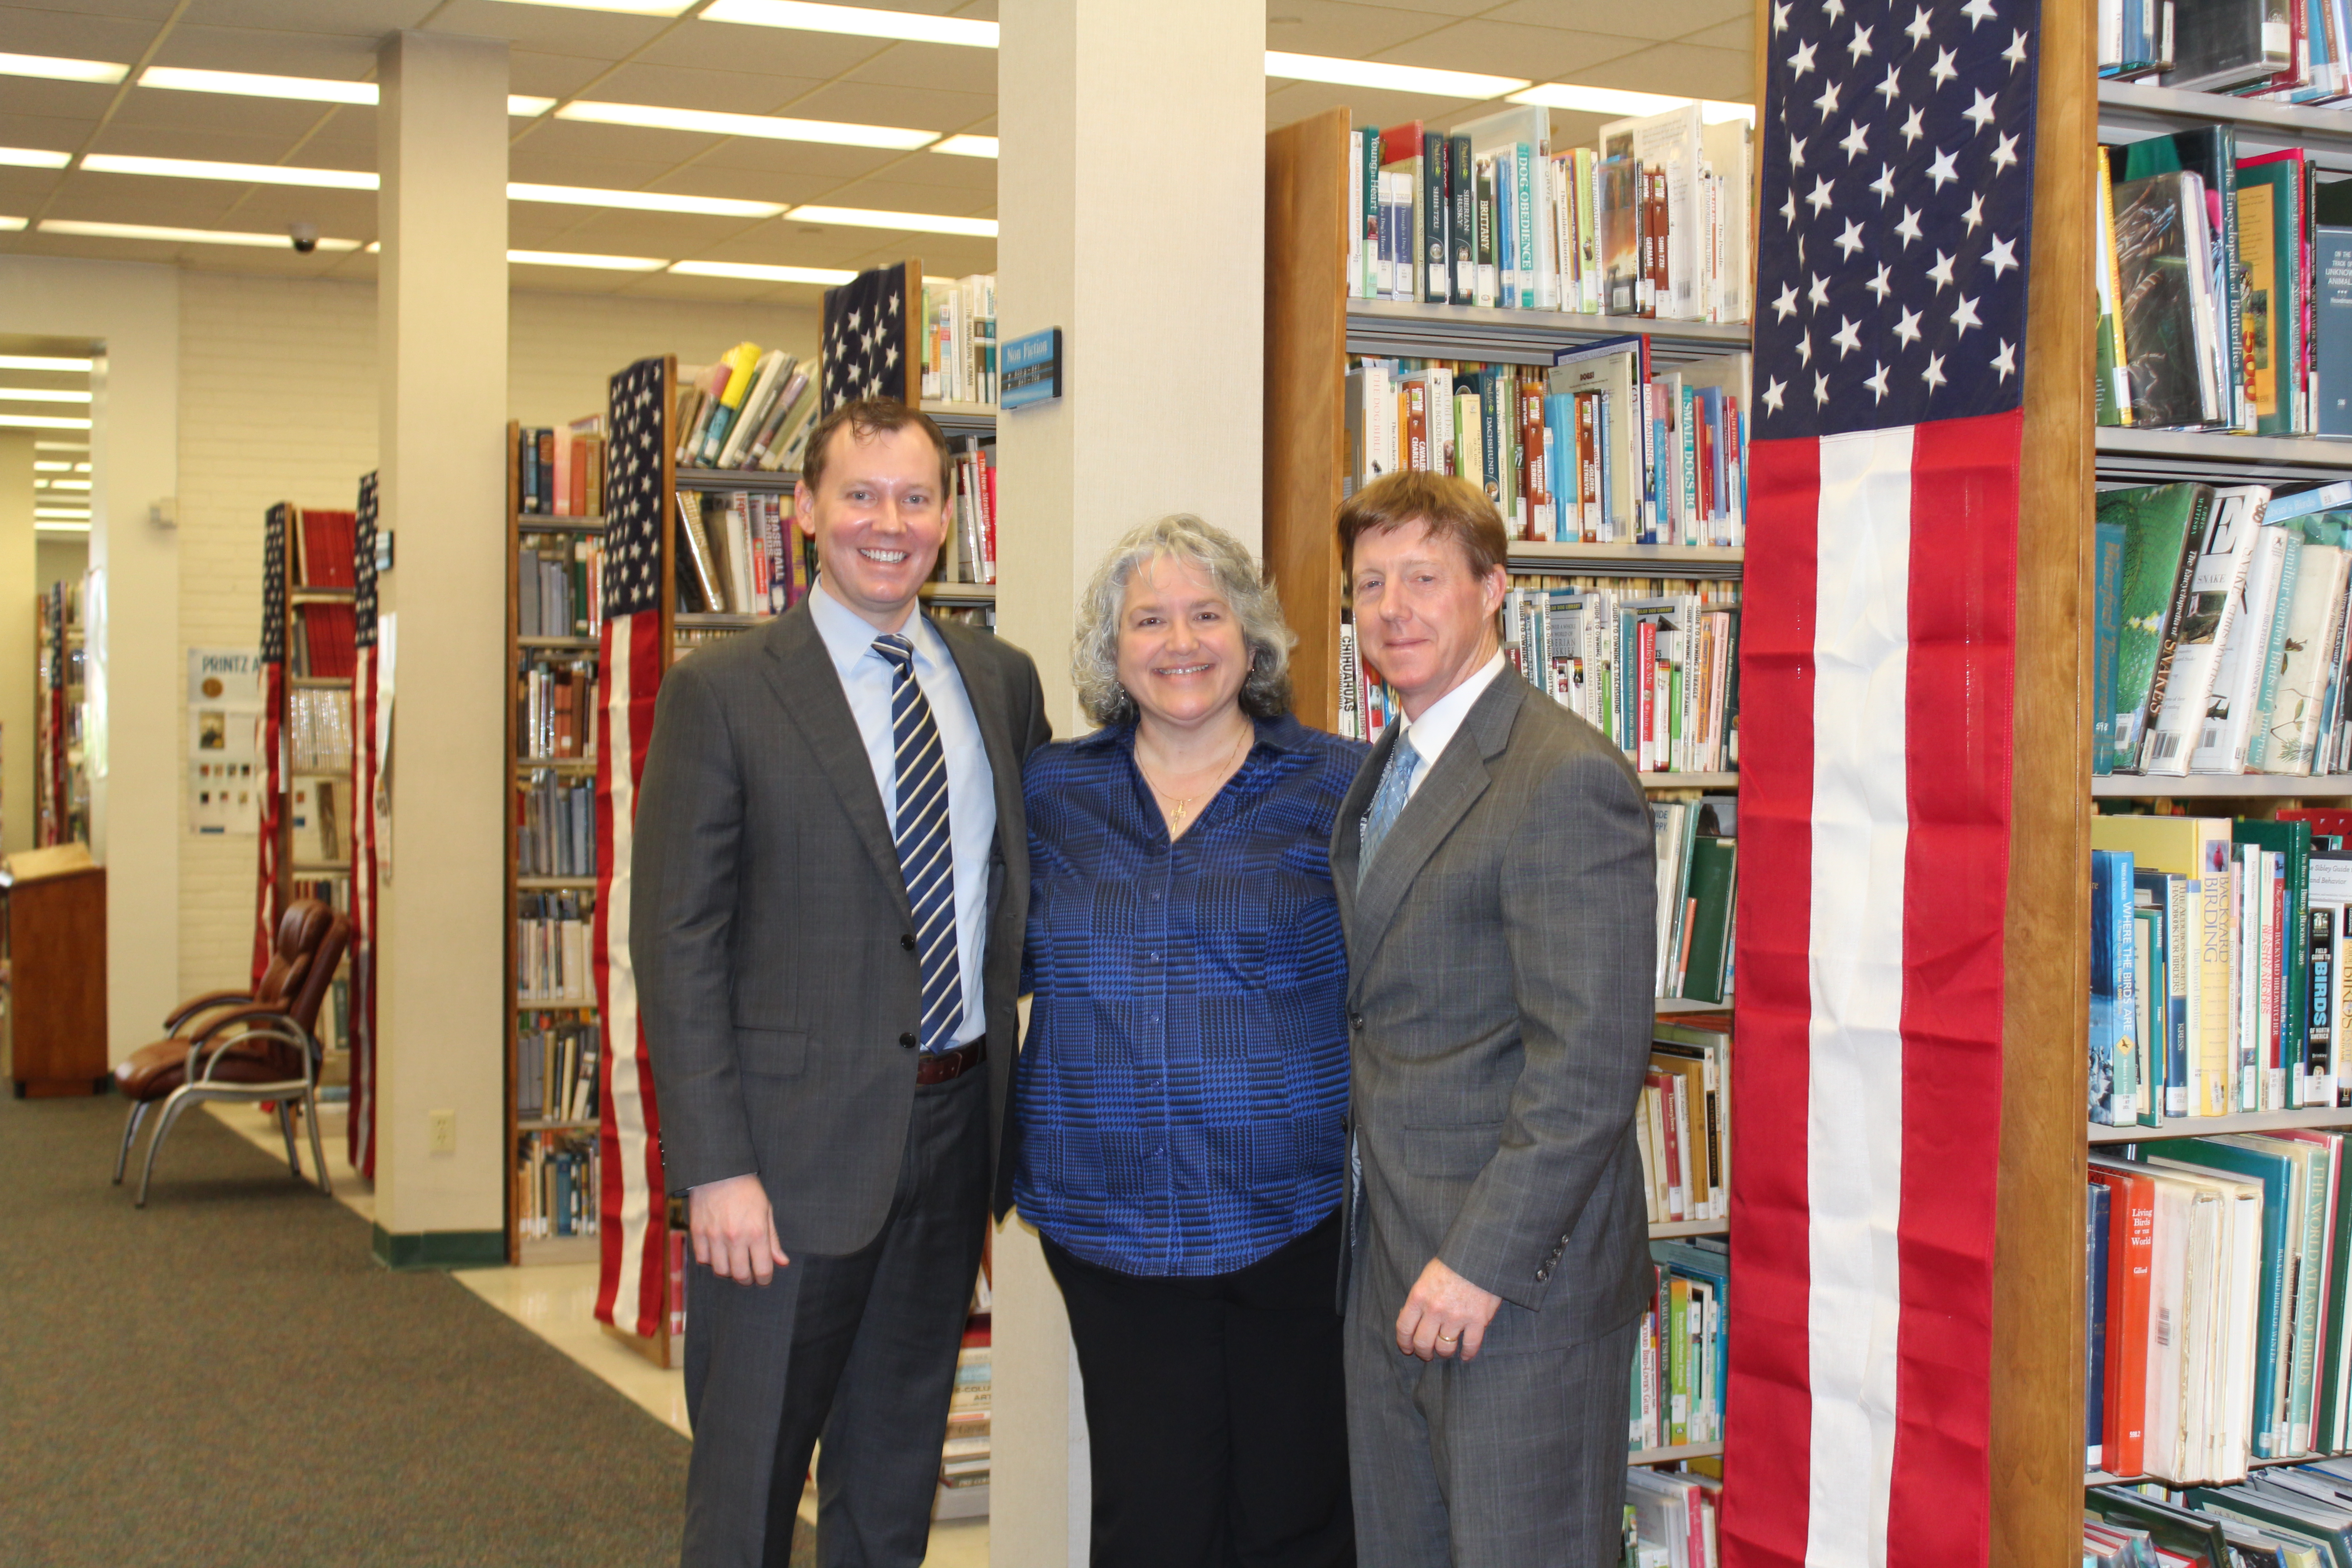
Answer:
[{"left": 178, "top": 272, "right": 818, "bottom": 1000}]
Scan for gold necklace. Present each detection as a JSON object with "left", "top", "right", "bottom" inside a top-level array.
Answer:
[{"left": 1137, "top": 723, "right": 1250, "bottom": 835}]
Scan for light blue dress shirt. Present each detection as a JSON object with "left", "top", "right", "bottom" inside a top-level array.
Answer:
[{"left": 807, "top": 579, "right": 995, "bottom": 1046}]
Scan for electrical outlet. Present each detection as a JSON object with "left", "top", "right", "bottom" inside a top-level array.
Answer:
[{"left": 428, "top": 1108, "right": 456, "bottom": 1154}]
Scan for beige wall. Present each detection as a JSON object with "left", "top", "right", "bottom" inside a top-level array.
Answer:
[
  {"left": 172, "top": 270, "right": 818, "bottom": 1000},
  {"left": 0, "top": 432, "right": 31, "bottom": 858}
]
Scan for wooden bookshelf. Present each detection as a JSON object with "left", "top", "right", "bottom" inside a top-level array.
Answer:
[
  {"left": 264, "top": 501, "right": 358, "bottom": 944},
  {"left": 34, "top": 581, "right": 85, "bottom": 848},
  {"left": 2087, "top": 1107, "right": 2352, "bottom": 1145},
  {"left": 1630, "top": 1440, "right": 1725, "bottom": 1467},
  {"left": 2091, "top": 774, "right": 2352, "bottom": 798}
]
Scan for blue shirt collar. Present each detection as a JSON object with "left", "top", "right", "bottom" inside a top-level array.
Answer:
[{"left": 808, "top": 576, "right": 944, "bottom": 680}]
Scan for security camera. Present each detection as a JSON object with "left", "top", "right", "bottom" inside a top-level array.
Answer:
[{"left": 289, "top": 221, "right": 319, "bottom": 255}]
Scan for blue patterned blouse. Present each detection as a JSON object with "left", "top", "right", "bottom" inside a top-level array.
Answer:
[{"left": 1010, "top": 712, "right": 1371, "bottom": 1277}]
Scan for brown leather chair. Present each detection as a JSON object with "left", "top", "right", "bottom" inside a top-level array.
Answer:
[{"left": 112, "top": 898, "right": 349, "bottom": 1207}]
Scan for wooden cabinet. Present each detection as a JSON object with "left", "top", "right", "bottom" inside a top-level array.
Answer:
[{"left": 2, "top": 844, "right": 108, "bottom": 1097}]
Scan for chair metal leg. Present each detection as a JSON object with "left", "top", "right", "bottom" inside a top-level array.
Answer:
[
  {"left": 134, "top": 1090, "right": 197, "bottom": 1209},
  {"left": 302, "top": 1086, "right": 333, "bottom": 1198},
  {"left": 113, "top": 1099, "right": 151, "bottom": 1185},
  {"left": 276, "top": 1101, "right": 302, "bottom": 1179}
]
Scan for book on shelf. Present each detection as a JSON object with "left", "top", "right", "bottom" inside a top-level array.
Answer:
[
  {"left": 674, "top": 490, "right": 809, "bottom": 616},
  {"left": 942, "top": 436, "right": 998, "bottom": 587},
  {"left": 288, "top": 686, "right": 353, "bottom": 772},
  {"left": 942, "top": 1327, "right": 992, "bottom": 1491},
  {"left": 516, "top": 770, "right": 597, "bottom": 879},
  {"left": 515, "top": 1128, "right": 600, "bottom": 1240},
  {"left": 517, "top": 537, "right": 604, "bottom": 640},
  {"left": 1622, "top": 1467, "right": 1720, "bottom": 1568},
  {"left": 289, "top": 779, "right": 345, "bottom": 866},
  {"left": 2099, "top": 0, "right": 2176, "bottom": 80},
  {"left": 1349, "top": 106, "right": 1749, "bottom": 324},
  {"left": 921, "top": 274, "right": 998, "bottom": 405},
  {"left": 672, "top": 345, "right": 819, "bottom": 474},
  {"left": 515, "top": 420, "right": 606, "bottom": 516},
  {"left": 1641, "top": 1014, "right": 1733, "bottom": 1225},
  {"left": 515, "top": 658, "right": 596, "bottom": 761},
  {"left": 516, "top": 891, "right": 592, "bottom": 1005},
  {"left": 1343, "top": 344, "right": 1748, "bottom": 549},
  {"left": 1630, "top": 1236, "right": 1728, "bottom": 1459},
  {"left": 516, "top": 1013, "right": 601, "bottom": 1124}
]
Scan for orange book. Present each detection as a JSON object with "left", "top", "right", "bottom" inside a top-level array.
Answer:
[{"left": 2087, "top": 1162, "right": 2154, "bottom": 1478}]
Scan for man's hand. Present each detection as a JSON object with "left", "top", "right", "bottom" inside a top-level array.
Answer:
[
  {"left": 1396, "top": 1257, "right": 1503, "bottom": 1362},
  {"left": 690, "top": 1173, "right": 790, "bottom": 1286}
]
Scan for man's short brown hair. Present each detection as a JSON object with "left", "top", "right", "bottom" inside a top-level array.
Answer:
[
  {"left": 1336, "top": 470, "right": 1512, "bottom": 580},
  {"left": 797, "top": 397, "right": 953, "bottom": 497}
]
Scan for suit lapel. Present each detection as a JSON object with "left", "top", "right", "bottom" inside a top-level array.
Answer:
[
  {"left": 935, "top": 617, "right": 1021, "bottom": 856},
  {"left": 1345, "top": 676, "right": 1528, "bottom": 988},
  {"left": 758, "top": 606, "right": 911, "bottom": 923}
]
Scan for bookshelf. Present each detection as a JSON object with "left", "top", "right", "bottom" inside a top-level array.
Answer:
[
  {"left": 505, "top": 419, "right": 609, "bottom": 1267},
  {"left": 1266, "top": 106, "right": 1745, "bottom": 1480},
  {"left": 34, "top": 580, "right": 85, "bottom": 848}
]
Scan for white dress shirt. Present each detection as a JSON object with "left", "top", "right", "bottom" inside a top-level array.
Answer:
[
  {"left": 1395, "top": 650, "right": 1508, "bottom": 799},
  {"left": 808, "top": 580, "right": 995, "bottom": 1045}
]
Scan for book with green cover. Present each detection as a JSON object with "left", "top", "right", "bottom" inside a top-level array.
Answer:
[
  {"left": 2097, "top": 520, "right": 2126, "bottom": 776},
  {"left": 1679, "top": 836, "right": 1735, "bottom": 1004},
  {"left": 2239, "top": 153, "right": 2307, "bottom": 436},
  {"left": 2117, "top": 125, "right": 2249, "bottom": 431},
  {"left": 2239, "top": 818, "right": 2316, "bottom": 1100},
  {"left": 2253, "top": 1134, "right": 2333, "bottom": 1455},
  {"left": 2115, "top": 484, "right": 2218, "bottom": 773},
  {"left": 2087, "top": 1487, "right": 2230, "bottom": 1566}
]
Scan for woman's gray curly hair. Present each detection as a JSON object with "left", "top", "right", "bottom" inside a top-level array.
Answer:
[{"left": 1071, "top": 514, "right": 1296, "bottom": 727}]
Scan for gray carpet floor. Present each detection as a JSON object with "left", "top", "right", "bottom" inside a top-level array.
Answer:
[{"left": 0, "top": 1087, "right": 695, "bottom": 1567}]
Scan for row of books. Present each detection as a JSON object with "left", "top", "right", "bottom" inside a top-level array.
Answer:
[
  {"left": 516, "top": 1014, "right": 599, "bottom": 1124},
  {"left": 2090, "top": 1131, "right": 2352, "bottom": 1487},
  {"left": 2097, "top": 124, "right": 2352, "bottom": 436},
  {"left": 1351, "top": 104, "right": 1751, "bottom": 325},
  {"left": 1640, "top": 1009, "right": 1732, "bottom": 1226},
  {"left": 516, "top": 421, "right": 606, "bottom": 517},
  {"left": 288, "top": 779, "right": 346, "bottom": 866},
  {"left": 1653, "top": 799, "right": 1736, "bottom": 1008},
  {"left": 930, "top": 604, "right": 995, "bottom": 633},
  {"left": 920, "top": 273, "right": 998, "bottom": 406},
  {"left": 291, "top": 599, "right": 356, "bottom": 681},
  {"left": 674, "top": 344, "right": 818, "bottom": 473},
  {"left": 517, "top": 539, "right": 603, "bottom": 640},
  {"left": 2096, "top": 484, "right": 2352, "bottom": 779},
  {"left": 677, "top": 490, "right": 807, "bottom": 617},
  {"left": 515, "top": 659, "right": 595, "bottom": 763},
  {"left": 515, "top": 1130, "right": 600, "bottom": 1240},
  {"left": 289, "top": 686, "right": 352, "bottom": 774},
  {"left": 943, "top": 1331, "right": 990, "bottom": 1493},
  {"left": 1521, "top": 583, "right": 1742, "bottom": 778},
  {"left": 2102, "top": 0, "right": 2350, "bottom": 98},
  {"left": 1346, "top": 345, "right": 1751, "bottom": 548},
  {"left": 1623, "top": 1468, "right": 1721, "bottom": 1568},
  {"left": 516, "top": 770, "right": 595, "bottom": 881},
  {"left": 1631, "top": 1237, "right": 1729, "bottom": 1455},
  {"left": 517, "top": 891, "right": 591, "bottom": 1005},
  {"left": 2091, "top": 1465, "right": 2352, "bottom": 1563},
  {"left": 942, "top": 438, "right": 998, "bottom": 586},
  {"left": 2090, "top": 812, "right": 2352, "bottom": 1125}
]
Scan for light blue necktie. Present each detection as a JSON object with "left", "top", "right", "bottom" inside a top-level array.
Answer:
[
  {"left": 874, "top": 634, "right": 963, "bottom": 1054},
  {"left": 1358, "top": 735, "right": 1421, "bottom": 883}
]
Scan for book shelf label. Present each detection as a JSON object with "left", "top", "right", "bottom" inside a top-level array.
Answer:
[{"left": 1001, "top": 327, "right": 1063, "bottom": 411}]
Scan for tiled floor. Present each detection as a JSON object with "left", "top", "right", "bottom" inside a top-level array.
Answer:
[{"left": 199, "top": 1101, "right": 990, "bottom": 1568}]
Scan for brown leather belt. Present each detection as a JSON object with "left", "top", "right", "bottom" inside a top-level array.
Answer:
[{"left": 916, "top": 1039, "right": 985, "bottom": 1086}]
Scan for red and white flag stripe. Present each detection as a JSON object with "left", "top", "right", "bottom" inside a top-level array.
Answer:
[{"left": 1730, "top": 410, "right": 2018, "bottom": 1568}]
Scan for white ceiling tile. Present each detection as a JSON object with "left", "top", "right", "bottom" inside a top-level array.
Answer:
[
  {"left": 1292, "top": 0, "right": 1497, "bottom": 17},
  {"left": 0, "top": 79, "right": 118, "bottom": 126},
  {"left": 150, "top": 22, "right": 384, "bottom": 73},
  {"left": 1570, "top": 40, "right": 1753, "bottom": 98},
  {"left": 409, "top": 0, "right": 679, "bottom": 57},
  {"left": 857, "top": 149, "right": 996, "bottom": 194},
  {"left": 635, "top": 21, "right": 894, "bottom": 81},
  {"left": 1264, "top": 79, "right": 1495, "bottom": 132},
  {"left": 1372, "top": 19, "right": 1650, "bottom": 78},
  {"left": 105, "top": 89, "right": 364, "bottom": 143},
  {"left": 1484, "top": 0, "right": 1753, "bottom": 46},
  {"left": 1264, "top": 2, "right": 1447, "bottom": 60},
  {"left": 509, "top": 48, "right": 614, "bottom": 98},
  {"left": 589, "top": 60, "right": 836, "bottom": 116},
  {"left": 0, "top": 7, "right": 172, "bottom": 61},
  {"left": 1675, "top": 17, "right": 1754, "bottom": 49},
  {"left": 833, "top": 39, "right": 996, "bottom": 95},
  {"left": 0, "top": 0, "right": 185, "bottom": 21},
  {"left": 784, "top": 78, "right": 990, "bottom": 130},
  {"left": 176, "top": 0, "right": 436, "bottom": 35},
  {"left": 689, "top": 136, "right": 906, "bottom": 181}
]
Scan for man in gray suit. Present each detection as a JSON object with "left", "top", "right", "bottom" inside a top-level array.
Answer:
[
  {"left": 633, "top": 398, "right": 1050, "bottom": 1568},
  {"left": 1330, "top": 471, "right": 1656, "bottom": 1567}
]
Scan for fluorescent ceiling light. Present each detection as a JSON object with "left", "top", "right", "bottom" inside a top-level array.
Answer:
[
  {"left": 930, "top": 134, "right": 997, "bottom": 158},
  {"left": 699, "top": 0, "right": 999, "bottom": 47},
  {"left": 81, "top": 153, "right": 377, "bottom": 190},
  {"left": 4, "top": 414, "right": 92, "bottom": 429},
  {"left": 35, "top": 522, "right": 91, "bottom": 533},
  {"left": 507, "top": 249, "right": 667, "bottom": 271},
  {"left": 140, "top": 65, "right": 373, "bottom": 104},
  {"left": 509, "top": 181, "right": 784, "bottom": 218},
  {"left": 669, "top": 260, "right": 855, "bottom": 284},
  {"left": 0, "top": 52, "right": 127, "bottom": 84},
  {"left": 41, "top": 478, "right": 92, "bottom": 490},
  {"left": 558, "top": 99, "right": 938, "bottom": 150},
  {"left": 0, "top": 356, "right": 94, "bottom": 372},
  {"left": 509, "top": 94, "right": 557, "bottom": 116},
  {"left": 1701, "top": 101, "right": 1756, "bottom": 124},
  {"left": 1508, "top": 83, "right": 1689, "bottom": 115},
  {"left": 34, "top": 461, "right": 70, "bottom": 472},
  {"left": 1264, "top": 51, "right": 1528, "bottom": 99},
  {"left": 789, "top": 204, "right": 995, "bottom": 237},
  {"left": 40, "top": 218, "right": 363, "bottom": 251},
  {"left": 0, "top": 217, "right": 22, "bottom": 231},
  {"left": 0, "top": 388, "right": 92, "bottom": 403},
  {"left": 33, "top": 441, "right": 87, "bottom": 451},
  {"left": 0, "top": 148, "right": 72, "bottom": 169},
  {"left": 491, "top": 0, "right": 694, "bottom": 14}
]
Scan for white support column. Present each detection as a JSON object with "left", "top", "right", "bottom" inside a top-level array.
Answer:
[
  {"left": 991, "top": 0, "right": 1266, "bottom": 1558},
  {"left": 372, "top": 28, "right": 510, "bottom": 1265},
  {"left": 0, "top": 431, "right": 33, "bottom": 858}
]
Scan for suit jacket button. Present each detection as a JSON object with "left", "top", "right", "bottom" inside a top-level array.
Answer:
[
  {"left": 1349, "top": 1012, "right": 1365, "bottom": 1030},
  {"left": 1534, "top": 1267, "right": 1550, "bottom": 1283},
  {"left": 898, "top": 1032, "right": 919, "bottom": 1049},
  {"left": 901, "top": 933, "right": 916, "bottom": 951}
]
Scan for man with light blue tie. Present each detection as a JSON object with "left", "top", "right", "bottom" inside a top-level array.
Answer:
[
  {"left": 1330, "top": 471, "right": 1657, "bottom": 1568},
  {"left": 632, "top": 398, "right": 1051, "bottom": 1568}
]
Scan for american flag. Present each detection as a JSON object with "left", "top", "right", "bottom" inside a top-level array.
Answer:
[
  {"left": 1728, "top": 0, "right": 2038, "bottom": 1563},
  {"left": 594, "top": 356, "right": 673, "bottom": 1341},
  {"left": 349, "top": 474, "right": 380, "bottom": 1180},
  {"left": 251, "top": 503, "right": 289, "bottom": 988},
  {"left": 821, "top": 262, "right": 911, "bottom": 414}
]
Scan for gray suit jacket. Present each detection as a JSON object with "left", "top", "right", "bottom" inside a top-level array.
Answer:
[
  {"left": 1333, "top": 669, "right": 1656, "bottom": 1345},
  {"left": 631, "top": 602, "right": 1051, "bottom": 1256}
]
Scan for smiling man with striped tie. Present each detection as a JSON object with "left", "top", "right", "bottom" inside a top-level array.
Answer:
[{"left": 632, "top": 397, "right": 1050, "bottom": 1568}]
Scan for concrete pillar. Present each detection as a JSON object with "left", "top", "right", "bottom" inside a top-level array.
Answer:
[
  {"left": 991, "top": 0, "right": 1266, "bottom": 1558},
  {"left": 371, "top": 28, "right": 510, "bottom": 1266},
  {"left": 0, "top": 431, "right": 32, "bottom": 858}
]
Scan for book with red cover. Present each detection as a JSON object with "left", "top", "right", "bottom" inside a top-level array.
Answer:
[
  {"left": 2088, "top": 1161, "right": 2155, "bottom": 1478},
  {"left": 297, "top": 509, "right": 357, "bottom": 589}
]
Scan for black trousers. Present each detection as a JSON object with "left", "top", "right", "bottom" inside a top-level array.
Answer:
[
  {"left": 679, "top": 1067, "right": 989, "bottom": 1568},
  {"left": 1043, "top": 1209, "right": 1355, "bottom": 1568}
]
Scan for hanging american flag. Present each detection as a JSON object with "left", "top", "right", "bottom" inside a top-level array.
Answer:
[
  {"left": 821, "top": 262, "right": 912, "bottom": 414},
  {"left": 1728, "top": 0, "right": 2038, "bottom": 1563},
  {"left": 251, "top": 503, "right": 290, "bottom": 988},
  {"left": 595, "top": 356, "right": 673, "bottom": 1341},
  {"left": 349, "top": 474, "right": 381, "bottom": 1179}
]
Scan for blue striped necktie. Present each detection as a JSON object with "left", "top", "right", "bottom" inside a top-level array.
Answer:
[
  {"left": 1358, "top": 735, "right": 1421, "bottom": 884},
  {"left": 874, "top": 633, "right": 963, "bottom": 1054}
]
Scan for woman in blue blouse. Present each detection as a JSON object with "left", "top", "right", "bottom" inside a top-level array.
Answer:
[{"left": 1011, "top": 514, "right": 1369, "bottom": 1568}]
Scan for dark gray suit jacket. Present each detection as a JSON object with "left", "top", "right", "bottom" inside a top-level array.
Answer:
[
  {"left": 631, "top": 602, "right": 1051, "bottom": 1257},
  {"left": 1333, "top": 669, "right": 1656, "bottom": 1345}
]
